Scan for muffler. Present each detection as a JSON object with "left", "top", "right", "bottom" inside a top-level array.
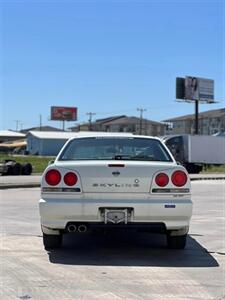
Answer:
[
  {"left": 78, "top": 225, "right": 87, "bottom": 233},
  {"left": 67, "top": 224, "right": 77, "bottom": 233}
]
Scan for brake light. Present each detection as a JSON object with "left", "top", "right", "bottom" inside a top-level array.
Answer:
[
  {"left": 64, "top": 172, "right": 78, "bottom": 186},
  {"left": 45, "top": 169, "right": 61, "bottom": 186},
  {"left": 108, "top": 164, "right": 125, "bottom": 167},
  {"left": 172, "top": 170, "right": 187, "bottom": 187},
  {"left": 155, "top": 173, "right": 169, "bottom": 187}
]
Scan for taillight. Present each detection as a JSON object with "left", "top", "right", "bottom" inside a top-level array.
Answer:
[
  {"left": 45, "top": 169, "right": 61, "bottom": 186},
  {"left": 64, "top": 172, "right": 78, "bottom": 186},
  {"left": 172, "top": 171, "right": 187, "bottom": 187},
  {"left": 155, "top": 173, "right": 169, "bottom": 187}
]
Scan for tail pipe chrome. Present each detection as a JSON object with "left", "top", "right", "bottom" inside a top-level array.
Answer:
[
  {"left": 78, "top": 225, "right": 87, "bottom": 233},
  {"left": 67, "top": 224, "right": 77, "bottom": 233}
]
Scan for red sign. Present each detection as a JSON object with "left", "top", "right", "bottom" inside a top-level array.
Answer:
[{"left": 51, "top": 106, "right": 77, "bottom": 121}]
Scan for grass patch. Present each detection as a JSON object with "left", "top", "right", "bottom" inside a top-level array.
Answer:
[
  {"left": 201, "top": 165, "right": 225, "bottom": 173},
  {"left": 0, "top": 154, "right": 55, "bottom": 174}
]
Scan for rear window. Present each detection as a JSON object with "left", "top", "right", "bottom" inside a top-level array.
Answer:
[{"left": 58, "top": 137, "right": 173, "bottom": 162}]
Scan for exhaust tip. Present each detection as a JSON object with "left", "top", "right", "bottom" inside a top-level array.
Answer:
[
  {"left": 78, "top": 225, "right": 87, "bottom": 233},
  {"left": 67, "top": 224, "right": 77, "bottom": 233}
]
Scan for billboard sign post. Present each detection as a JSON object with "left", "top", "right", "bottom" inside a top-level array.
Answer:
[{"left": 176, "top": 76, "right": 215, "bottom": 135}]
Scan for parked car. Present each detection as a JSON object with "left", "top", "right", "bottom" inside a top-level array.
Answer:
[{"left": 39, "top": 133, "right": 192, "bottom": 250}]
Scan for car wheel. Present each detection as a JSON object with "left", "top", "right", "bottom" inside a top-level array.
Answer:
[
  {"left": 12, "top": 163, "right": 22, "bottom": 175},
  {"left": 166, "top": 234, "right": 187, "bottom": 249},
  {"left": 5, "top": 165, "right": 14, "bottom": 175},
  {"left": 43, "top": 233, "right": 62, "bottom": 250},
  {"left": 22, "top": 163, "right": 32, "bottom": 175}
]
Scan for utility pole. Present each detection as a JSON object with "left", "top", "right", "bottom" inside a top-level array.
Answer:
[
  {"left": 137, "top": 108, "right": 147, "bottom": 135},
  {"left": 14, "top": 120, "right": 21, "bottom": 131},
  {"left": 39, "top": 114, "right": 42, "bottom": 131},
  {"left": 86, "top": 112, "right": 96, "bottom": 131},
  {"left": 20, "top": 122, "right": 24, "bottom": 131}
]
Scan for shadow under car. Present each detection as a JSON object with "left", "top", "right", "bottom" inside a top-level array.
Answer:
[{"left": 48, "top": 231, "right": 219, "bottom": 268}]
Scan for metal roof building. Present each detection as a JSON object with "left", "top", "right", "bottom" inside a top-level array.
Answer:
[
  {"left": 21, "top": 125, "right": 63, "bottom": 134},
  {"left": 26, "top": 131, "right": 79, "bottom": 156},
  {"left": 26, "top": 131, "right": 133, "bottom": 156},
  {"left": 0, "top": 130, "right": 26, "bottom": 143}
]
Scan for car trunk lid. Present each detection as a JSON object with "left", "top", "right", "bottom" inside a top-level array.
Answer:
[{"left": 56, "top": 161, "right": 176, "bottom": 193}]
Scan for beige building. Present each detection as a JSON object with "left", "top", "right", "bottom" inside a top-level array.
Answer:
[
  {"left": 164, "top": 108, "right": 225, "bottom": 135},
  {"left": 70, "top": 115, "right": 166, "bottom": 136}
]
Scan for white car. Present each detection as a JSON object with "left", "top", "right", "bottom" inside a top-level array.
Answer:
[{"left": 39, "top": 133, "right": 192, "bottom": 250}]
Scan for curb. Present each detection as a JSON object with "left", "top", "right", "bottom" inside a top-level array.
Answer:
[{"left": 0, "top": 176, "right": 224, "bottom": 189}]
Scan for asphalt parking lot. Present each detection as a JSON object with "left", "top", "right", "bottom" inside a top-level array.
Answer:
[{"left": 0, "top": 181, "right": 224, "bottom": 300}]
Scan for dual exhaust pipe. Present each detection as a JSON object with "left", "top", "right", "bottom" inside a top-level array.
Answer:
[{"left": 67, "top": 224, "right": 87, "bottom": 233}]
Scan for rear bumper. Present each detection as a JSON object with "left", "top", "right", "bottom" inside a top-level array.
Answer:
[{"left": 39, "top": 197, "right": 193, "bottom": 231}]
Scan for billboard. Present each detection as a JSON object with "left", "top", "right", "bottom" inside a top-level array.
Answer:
[
  {"left": 176, "top": 77, "right": 185, "bottom": 100},
  {"left": 184, "top": 76, "right": 214, "bottom": 102},
  {"left": 51, "top": 106, "right": 77, "bottom": 121}
]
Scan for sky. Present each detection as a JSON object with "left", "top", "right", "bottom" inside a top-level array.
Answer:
[{"left": 1, "top": 0, "right": 224, "bottom": 131}]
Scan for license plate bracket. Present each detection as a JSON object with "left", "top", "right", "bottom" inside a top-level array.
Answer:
[{"left": 103, "top": 208, "right": 130, "bottom": 224}]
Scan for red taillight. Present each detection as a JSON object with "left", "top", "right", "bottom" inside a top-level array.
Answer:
[
  {"left": 172, "top": 171, "right": 187, "bottom": 187},
  {"left": 64, "top": 172, "right": 78, "bottom": 186},
  {"left": 155, "top": 173, "right": 169, "bottom": 187},
  {"left": 45, "top": 169, "right": 61, "bottom": 186}
]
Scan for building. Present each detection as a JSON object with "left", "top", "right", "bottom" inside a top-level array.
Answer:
[
  {"left": 26, "top": 131, "right": 78, "bottom": 156},
  {"left": 164, "top": 108, "right": 225, "bottom": 135},
  {"left": 100, "top": 116, "right": 166, "bottom": 136},
  {"left": 0, "top": 130, "right": 26, "bottom": 143},
  {"left": 21, "top": 125, "right": 63, "bottom": 134},
  {"left": 69, "top": 115, "right": 166, "bottom": 136}
]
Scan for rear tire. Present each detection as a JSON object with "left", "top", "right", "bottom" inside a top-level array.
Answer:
[
  {"left": 5, "top": 165, "right": 13, "bottom": 175},
  {"left": 167, "top": 234, "right": 187, "bottom": 249},
  {"left": 43, "top": 233, "right": 62, "bottom": 250},
  {"left": 12, "top": 163, "right": 22, "bottom": 175},
  {"left": 21, "top": 163, "right": 32, "bottom": 175},
  {"left": 5, "top": 161, "right": 15, "bottom": 175}
]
